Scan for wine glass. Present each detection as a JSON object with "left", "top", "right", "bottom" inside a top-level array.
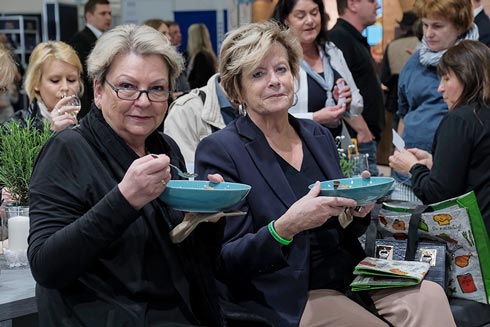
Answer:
[{"left": 62, "top": 92, "right": 81, "bottom": 117}]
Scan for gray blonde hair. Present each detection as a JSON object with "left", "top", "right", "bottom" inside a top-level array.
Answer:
[
  {"left": 87, "top": 24, "right": 184, "bottom": 90},
  {"left": 0, "top": 45, "right": 16, "bottom": 87},
  {"left": 24, "top": 41, "right": 83, "bottom": 102},
  {"left": 219, "top": 20, "right": 302, "bottom": 104}
]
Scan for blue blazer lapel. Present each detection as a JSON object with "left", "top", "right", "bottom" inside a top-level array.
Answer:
[
  {"left": 236, "top": 117, "right": 298, "bottom": 209},
  {"left": 291, "top": 117, "right": 343, "bottom": 181}
]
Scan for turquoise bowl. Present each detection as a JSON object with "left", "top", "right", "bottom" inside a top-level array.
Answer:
[
  {"left": 160, "top": 180, "right": 251, "bottom": 212},
  {"left": 309, "top": 177, "right": 395, "bottom": 205}
]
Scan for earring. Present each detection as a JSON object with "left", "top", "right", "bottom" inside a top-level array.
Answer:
[
  {"left": 292, "top": 93, "right": 298, "bottom": 107},
  {"left": 238, "top": 103, "right": 247, "bottom": 116}
]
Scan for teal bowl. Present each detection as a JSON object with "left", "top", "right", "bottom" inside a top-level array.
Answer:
[
  {"left": 160, "top": 180, "right": 251, "bottom": 212},
  {"left": 309, "top": 177, "right": 394, "bottom": 205}
]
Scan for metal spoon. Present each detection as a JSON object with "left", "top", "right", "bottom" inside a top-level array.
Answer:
[
  {"left": 150, "top": 154, "right": 197, "bottom": 179},
  {"left": 169, "top": 163, "right": 198, "bottom": 179}
]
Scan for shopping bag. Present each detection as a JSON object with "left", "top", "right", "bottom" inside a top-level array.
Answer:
[{"left": 366, "top": 192, "right": 490, "bottom": 304}]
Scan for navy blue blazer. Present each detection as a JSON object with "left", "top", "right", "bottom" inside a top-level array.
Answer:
[{"left": 195, "top": 115, "right": 369, "bottom": 326}]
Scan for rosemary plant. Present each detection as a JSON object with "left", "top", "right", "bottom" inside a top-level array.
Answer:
[{"left": 0, "top": 119, "right": 52, "bottom": 206}]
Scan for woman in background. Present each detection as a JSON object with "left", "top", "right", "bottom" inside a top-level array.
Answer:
[
  {"left": 272, "top": 0, "right": 369, "bottom": 166},
  {"left": 393, "top": 0, "right": 477, "bottom": 200},
  {"left": 0, "top": 44, "right": 17, "bottom": 123},
  {"left": 143, "top": 18, "right": 169, "bottom": 39},
  {"left": 390, "top": 40, "right": 490, "bottom": 233},
  {"left": 186, "top": 23, "right": 218, "bottom": 89},
  {"left": 10, "top": 41, "right": 83, "bottom": 131}
]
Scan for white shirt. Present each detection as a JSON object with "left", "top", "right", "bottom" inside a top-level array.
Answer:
[{"left": 86, "top": 23, "right": 103, "bottom": 39}]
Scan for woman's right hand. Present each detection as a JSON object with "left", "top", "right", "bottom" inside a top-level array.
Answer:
[
  {"left": 312, "top": 104, "right": 346, "bottom": 126},
  {"left": 273, "top": 182, "right": 357, "bottom": 240},
  {"left": 407, "top": 148, "right": 433, "bottom": 169},
  {"left": 118, "top": 154, "right": 172, "bottom": 210},
  {"left": 50, "top": 96, "right": 79, "bottom": 131}
]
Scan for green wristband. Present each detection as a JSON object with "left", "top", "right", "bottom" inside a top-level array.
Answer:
[{"left": 268, "top": 220, "right": 293, "bottom": 245}]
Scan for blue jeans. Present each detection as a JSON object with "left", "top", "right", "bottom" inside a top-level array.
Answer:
[{"left": 357, "top": 140, "right": 379, "bottom": 176}]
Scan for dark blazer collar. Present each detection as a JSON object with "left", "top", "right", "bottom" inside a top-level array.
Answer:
[{"left": 235, "top": 115, "right": 340, "bottom": 208}]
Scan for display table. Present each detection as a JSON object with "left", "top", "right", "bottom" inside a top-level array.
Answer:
[{"left": 0, "top": 256, "right": 36, "bottom": 324}]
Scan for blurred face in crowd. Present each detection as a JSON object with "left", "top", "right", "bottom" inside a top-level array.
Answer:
[
  {"left": 285, "top": 0, "right": 321, "bottom": 46},
  {"left": 87, "top": 4, "right": 112, "bottom": 32},
  {"left": 438, "top": 68, "right": 463, "bottom": 110},
  {"left": 35, "top": 59, "right": 81, "bottom": 111},
  {"left": 158, "top": 23, "right": 170, "bottom": 39},
  {"left": 240, "top": 43, "right": 295, "bottom": 118},
  {"left": 357, "top": 0, "right": 380, "bottom": 28},
  {"left": 94, "top": 52, "right": 170, "bottom": 146},
  {"left": 168, "top": 25, "right": 182, "bottom": 47},
  {"left": 422, "top": 16, "right": 461, "bottom": 52}
]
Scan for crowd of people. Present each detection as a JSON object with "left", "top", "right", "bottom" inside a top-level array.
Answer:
[{"left": 1, "top": 0, "right": 490, "bottom": 325}]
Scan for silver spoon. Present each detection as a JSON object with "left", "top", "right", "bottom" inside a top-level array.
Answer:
[
  {"left": 169, "top": 163, "right": 198, "bottom": 179},
  {"left": 150, "top": 154, "right": 197, "bottom": 179}
]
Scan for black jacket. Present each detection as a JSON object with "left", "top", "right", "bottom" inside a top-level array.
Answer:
[{"left": 28, "top": 106, "right": 225, "bottom": 326}]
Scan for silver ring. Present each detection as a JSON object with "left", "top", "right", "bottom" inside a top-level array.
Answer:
[
  {"left": 57, "top": 108, "right": 61, "bottom": 114},
  {"left": 161, "top": 179, "right": 166, "bottom": 185}
]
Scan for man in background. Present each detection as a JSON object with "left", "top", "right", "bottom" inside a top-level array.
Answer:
[
  {"left": 473, "top": 0, "right": 490, "bottom": 46},
  {"left": 330, "top": 0, "right": 385, "bottom": 176},
  {"left": 69, "top": 0, "right": 111, "bottom": 118},
  {"left": 380, "top": 11, "right": 420, "bottom": 130},
  {"left": 165, "top": 21, "right": 189, "bottom": 99}
]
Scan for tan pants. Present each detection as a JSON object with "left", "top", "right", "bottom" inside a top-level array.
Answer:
[{"left": 299, "top": 281, "right": 456, "bottom": 327}]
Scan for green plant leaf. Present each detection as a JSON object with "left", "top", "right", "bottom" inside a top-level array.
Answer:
[{"left": 0, "top": 119, "right": 52, "bottom": 205}]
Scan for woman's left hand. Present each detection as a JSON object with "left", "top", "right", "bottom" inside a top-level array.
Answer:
[
  {"left": 389, "top": 149, "right": 419, "bottom": 174},
  {"left": 207, "top": 173, "right": 224, "bottom": 184}
]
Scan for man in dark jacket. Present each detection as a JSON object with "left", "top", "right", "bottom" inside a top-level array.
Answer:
[{"left": 68, "top": 0, "right": 111, "bottom": 118}]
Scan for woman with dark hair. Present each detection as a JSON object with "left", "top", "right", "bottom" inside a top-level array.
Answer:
[
  {"left": 390, "top": 40, "right": 490, "bottom": 232},
  {"left": 272, "top": 0, "right": 366, "bottom": 147}
]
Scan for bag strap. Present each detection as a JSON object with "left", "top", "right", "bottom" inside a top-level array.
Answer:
[
  {"left": 404, "top": 204, "right": 430, "bottom": 260},
  {"left": 364, "top": 203, "right": 382, "bottom": 257}
]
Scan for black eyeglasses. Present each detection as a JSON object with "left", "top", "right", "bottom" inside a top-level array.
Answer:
[{"left": 105, "top": 81, "right": 170, "bottom": 102}]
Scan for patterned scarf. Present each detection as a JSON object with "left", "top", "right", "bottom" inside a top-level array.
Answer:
[{"left": 419, "top": 23, "right": 479, "bottom": 67}]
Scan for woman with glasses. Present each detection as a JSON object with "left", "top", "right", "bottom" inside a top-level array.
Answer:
[{"left": 28, "top": 24, "right": 227, "bottom": 326}]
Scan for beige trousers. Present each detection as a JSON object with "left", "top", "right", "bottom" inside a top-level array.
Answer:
[{"left": 299, "top": 281, "right": 456, "bottom": 327}]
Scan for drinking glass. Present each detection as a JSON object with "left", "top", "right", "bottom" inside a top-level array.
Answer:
[
  {"left": 62, "top": 92, "right": 81, "bottom": 117},
  {"left": 349, "top": 153, "right": 370, "bottom": 177}
]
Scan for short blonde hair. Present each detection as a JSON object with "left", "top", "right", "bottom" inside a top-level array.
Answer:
[
  {"left": 0, "top": 45, "right": 16, "bottom": 87},
  {"left": 87, "top": 24, "right": 184, "bottom": 91},
  {"left": 24, "top": 41, "right": 83, "bottom": 102},
  {"left": 414, "top": 0, "right": 473, "bottom": 33},
  {"left": 219, "top": 20, "right": 302, "bottom": 104}
]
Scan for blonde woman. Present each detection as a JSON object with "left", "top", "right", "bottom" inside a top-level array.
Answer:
[
  {"left": 186, "top": 23, "right": 218, "bottom": 88},
  {"left": 10, "top": 41, "right": 83, "bottom": 131},
  {"left": 0, "top": 44, "right": 17, "bottom": 123}
]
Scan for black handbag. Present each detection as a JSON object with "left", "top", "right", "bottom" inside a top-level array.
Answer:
[{"left": 365, "top": 204, "right": 449, "bottom": 291}]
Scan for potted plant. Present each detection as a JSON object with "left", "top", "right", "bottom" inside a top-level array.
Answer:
[
  {"left": 0, "top": 119, "right": 51, "bottom": 266},
  {"left": 0, "top": 119, "right": 51, "bottom": 206}
]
